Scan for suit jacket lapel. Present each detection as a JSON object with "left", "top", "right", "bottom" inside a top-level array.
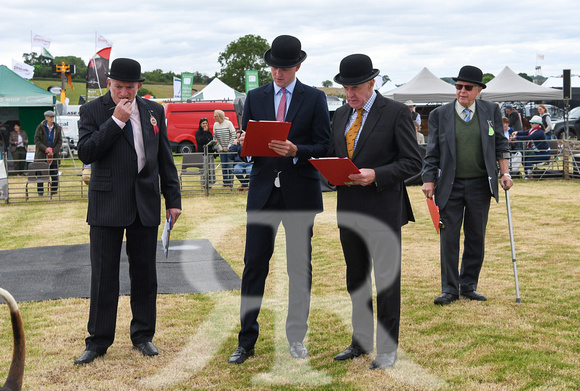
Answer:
[
  {"left": 262, "top": 83, "right": 276, "bottom": 121},
  {"left": 352, "top": 93, "right": 383, "bottom": 160},
  {"left": 444, "top": 101, "right": 456, "bottom": 162},
  {"left": 333, "top": 106, "right": 350, "bottom": 157},
  {"left": 285, "top": 79, "right": 304, "bottom": 124},
  {"left": 137, "top": 97, "right": 151, "bottom": 160},
  {"left": 476, "top": 101, "right": 491, "bottom": 160}
]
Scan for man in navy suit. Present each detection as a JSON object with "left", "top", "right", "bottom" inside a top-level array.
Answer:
[
  {"left": 422, "top": 65, "right": 513, "bottom": 306},
  {"left": 228, "top": 35, "right": 331, "bottom": 364},
  {"left": 75, "top": 58, "right": 181, "bottom": 365},
  {"left": 329, "top": 54, "right": 422, "bottom": 369}
]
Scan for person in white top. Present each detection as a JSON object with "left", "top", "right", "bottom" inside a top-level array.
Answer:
[{"left": 213, "top": 110, "right": 236, "bottom": 187}]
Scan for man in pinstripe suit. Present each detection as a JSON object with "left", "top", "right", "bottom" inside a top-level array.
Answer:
[{"left": 74, "top": 58, "right": 181, "bottom": 365}]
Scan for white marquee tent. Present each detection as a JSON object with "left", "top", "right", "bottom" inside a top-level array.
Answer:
[
  {"left": 190, "top": 78, "right": 245, "bottom": 101},
  {"left": 480, "top": 66, "right": 563, "bottom": 101},
  {"left": 381, "top": 67, "right": 456, "bottom": 103}
]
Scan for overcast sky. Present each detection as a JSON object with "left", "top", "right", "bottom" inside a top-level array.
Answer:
[{"left": 2, "top": 0, "right": 579, "bottom": 88}]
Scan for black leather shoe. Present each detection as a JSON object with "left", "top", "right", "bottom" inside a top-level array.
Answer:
[
  {"left": 133, "top": 341, "right": 159, "bottom": 357},
  {"left": 334, "top": 344, "right": 370, "bottom": 361},
  {"left": 228, "top": 346, "right": 254, "bottom": 364},
  {"left": 289, "top": 342, "right": 308, "bottom": 359},
  {"left": 460, "top": 290, "right": 487, "bottom": 301},
  {"left": 434, "top": 293, "right": 459, "bottom": 305},
  {"left": 74, "top": 350, "right": 104, "bottom": 365},
  {"left": 370, "top": 351, "right": 397, "bottom": 369}
]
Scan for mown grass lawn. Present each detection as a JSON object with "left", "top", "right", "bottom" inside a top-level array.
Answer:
[{"left": 0, "top": 180, "right": 579, "bottom": 390}]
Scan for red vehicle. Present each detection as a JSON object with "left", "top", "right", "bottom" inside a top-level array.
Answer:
[{"left": 164, "top": 101, "right": 241, "bottom": 153}]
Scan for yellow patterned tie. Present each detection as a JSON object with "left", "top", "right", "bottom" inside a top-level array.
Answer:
[{"left": 346, "top": 108, "right": 364, "bottom": 158}]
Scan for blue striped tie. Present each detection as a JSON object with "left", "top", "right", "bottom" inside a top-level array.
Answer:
[{"left": 464, "top": 109, "right": 471, "bottom": 122}]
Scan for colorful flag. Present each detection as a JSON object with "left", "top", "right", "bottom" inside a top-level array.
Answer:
[
  {"left": 96, "top": 34, "right": 113, "bottom": 50},
  {"left": 12, "top": 59, "right": 35, "bottom": 79},
  {"left": 537, "top": 54, "right": 545, "bottom": 61},
  {"left": 31, "top": 31, "right": 51, "bottom": 49},
  {"left": 86, "top": 47, "right": 112, "bottom": 101},
  {"left": 41, "top": 47, "right": 54, "bottom": 59},
  {"left": 173, "top": 76, "right": 181, "bottom": 99}
]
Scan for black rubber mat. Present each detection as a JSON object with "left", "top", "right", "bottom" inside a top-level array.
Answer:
[{"left": 0, "top": 239, "right": 241, "bottom": 302}]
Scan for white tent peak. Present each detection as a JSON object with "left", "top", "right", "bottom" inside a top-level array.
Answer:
[
  {"left": 190, "top": 78, "right": 245, "bottom": 101},
  {"left": 481, "top": 66, "right": 562, "bottom": 101},
  {"left": 382, "top": 67, "right": 456, "bottom": 103}
]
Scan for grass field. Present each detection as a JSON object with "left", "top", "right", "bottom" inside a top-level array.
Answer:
[{"left": 0, "top": 180, "right": 579, "bottom": 390}]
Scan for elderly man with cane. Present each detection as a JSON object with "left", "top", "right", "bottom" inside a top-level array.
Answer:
[{"left": 422, "top": 65, "right": 513, "bottom": 306}]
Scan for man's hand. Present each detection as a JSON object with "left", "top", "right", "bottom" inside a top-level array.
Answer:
[
  {"left": 166, "top": 208, "right": 182, "bottom": 230},
  {"left": 268, "top": 139, "right": 298, "bottom": 157},
  {"left": 422, "top": 182, "right": 435, "bottom": 199},
  {"left": 113, "top": 99, "right": 133, "bottom": 123},
  {"left": 500, "top": 176, "right": 513, "bottom": 191},
  {"left": 239, "top": 132, "right": 245, "bottom": 146},
  {"left": 346, "top": 168, "right": 376, "bottom": 186}
]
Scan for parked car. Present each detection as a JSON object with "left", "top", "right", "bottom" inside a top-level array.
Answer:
[
  {"left": 164, "top": 101, "right": 241, "bottom": 153},
  {"left": 552, "top": 106, "right": 580, "bottom": 139}
]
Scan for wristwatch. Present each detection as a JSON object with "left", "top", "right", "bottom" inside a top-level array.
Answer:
[{"left": 500, "top": 173, "right": 512, "bottom": 179}]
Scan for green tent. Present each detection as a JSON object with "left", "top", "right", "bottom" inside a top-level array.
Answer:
[{"left": 0, "top": 65, "right": 56, "bottom": 141}]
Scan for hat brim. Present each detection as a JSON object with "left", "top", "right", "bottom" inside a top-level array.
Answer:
[
  {"left": 263, "top": 50, "right": 307, "bottom": 68},
  {"left": 105, "top": 72, "right": 146, "bottom": 82},
  {"left": 452, "top": 77, "right": 486, "bottom": 89},
  {"left": 334, "top": 69, "right": 380, "bottom": 86}
]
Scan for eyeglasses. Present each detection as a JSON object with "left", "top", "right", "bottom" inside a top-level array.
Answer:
[
  {"left": 200, "top": 118, "right": 207, "bottom": 121},
  {"left": 455, "top": 83, "right": 475, "bottom": 91}
]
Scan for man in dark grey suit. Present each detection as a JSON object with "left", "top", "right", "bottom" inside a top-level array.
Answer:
[
  {"left": 329, "top": 54, "right": 422, "bottom": 369},
  {"left": 228, "top": 35, "right": 331, "bottom": 364},
  {"left": 422, "top": 65, "right": 513, "bottom": 306},
  {"left": 74, "top": 58, "right": 181, "bottom": 365}
]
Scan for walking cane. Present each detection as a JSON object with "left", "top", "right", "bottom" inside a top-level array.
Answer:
[{"left": 505, "top": 189, "right": 521, "bottom": 303}]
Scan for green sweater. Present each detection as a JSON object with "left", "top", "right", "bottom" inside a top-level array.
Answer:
[{"left": 455, "top": 110, "right": 486, "bottom": 179}]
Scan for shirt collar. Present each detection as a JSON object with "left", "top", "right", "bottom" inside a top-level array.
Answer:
[
  {"left": 353, "top": 90, "right": 377, "bottom": 114},
  {"left": 455, "top": 100, "right": 476, "bottom": 116},
  {"left": 274, "top": 78, "right": 297, "bottom": 96}
]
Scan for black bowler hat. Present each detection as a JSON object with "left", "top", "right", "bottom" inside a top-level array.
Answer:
[
  {"left": 452, "top": 65, "right": 486, "bottom": 89},
  {"left": 334, "top": 54, "right": 380, "bottom": 85},
  {"left": 106, "top": 58, "right": 146, "bottom": 82},
  {"left": 263, "top": 35, "right": 307, "bottom": 68}
]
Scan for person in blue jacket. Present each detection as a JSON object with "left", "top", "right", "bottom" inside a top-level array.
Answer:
[{"left": 511, "top": 115, "right": 550, "bottom": 179}]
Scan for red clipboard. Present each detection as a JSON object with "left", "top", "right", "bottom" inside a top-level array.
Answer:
[
  {"left": 240, "top": 120, "right": 291, "bottom": 157},
  {"left": 308, "top": 157, "right": 361, "bottom": 186},
  {"left": 426, "top": 198, "right": 440, "bottom": 234}
]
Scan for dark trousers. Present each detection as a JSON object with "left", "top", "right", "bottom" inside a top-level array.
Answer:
[
  {"left": 238, "top": 188, "right": 315, "bottom": 350},
  {"left": 86, "top": 214, "right": 159, "bottom": 353},
  {"left": 37, "top": 161, "right": 58, "bottom": 196},
  {"left": 339, "top": 225, "right": 401, "bottom": 354},
  {"left": 439, "top": 176, "right": 491, "bottom": 295}
]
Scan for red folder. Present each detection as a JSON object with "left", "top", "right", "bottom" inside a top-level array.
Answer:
[
  {"left": 308, "top": 157, "right": 361, "bottom": 186},
  {"left": 426, "top": 197, "right": 440, "bottom": 234},
  {"left": 240, "top": 120, "right": 291, "bottom": 157}
]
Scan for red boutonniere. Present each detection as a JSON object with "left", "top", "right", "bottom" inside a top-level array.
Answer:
[{"left": 150, "top": 114, "right": 159, "bottom": 135}]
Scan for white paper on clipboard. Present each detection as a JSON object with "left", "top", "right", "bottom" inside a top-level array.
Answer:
[{"left": 162, "top": 215, "right": 172, "bottom": 258}]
